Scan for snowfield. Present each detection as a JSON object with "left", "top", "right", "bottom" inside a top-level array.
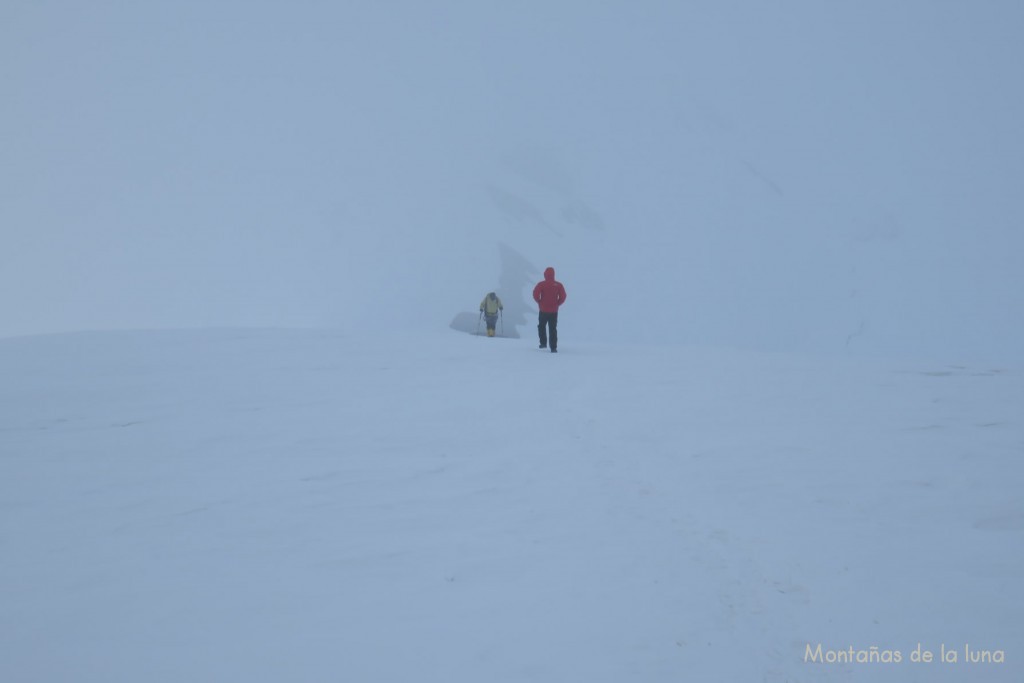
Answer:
[
  {"left": 4, "top": 0, "right": 1023, "bottom": 680},
  {"left": 2, "top": 328, "right": 1020, "bottom": 682}
]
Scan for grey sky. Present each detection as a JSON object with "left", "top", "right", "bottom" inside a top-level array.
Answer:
[{"left": 3, "top": 1, "right": 1022, "bottom": 360}]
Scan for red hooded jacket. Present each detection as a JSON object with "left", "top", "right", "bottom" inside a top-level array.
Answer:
[{"left": 533, "top": 267, "right": 567, "bottom": 313}]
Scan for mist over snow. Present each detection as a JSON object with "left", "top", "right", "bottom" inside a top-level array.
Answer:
[
  {"left": 2, "top": 1, "right": 1023, "bottom": 358},
  {"left": 3, "top": 4, "right": 1024, "bottom": 681}
]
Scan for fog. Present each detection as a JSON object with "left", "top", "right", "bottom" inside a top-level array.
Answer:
[{"left": 3, "top": 1, "right": 1022, "bottom": 361}]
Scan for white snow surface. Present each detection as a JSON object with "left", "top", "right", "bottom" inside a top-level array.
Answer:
[
  {"left": 3, "top": 3, "right": 1024, "bottom": 679},
  {"left": 2, "top": 328, "right": 1021, "bottom": 682}
]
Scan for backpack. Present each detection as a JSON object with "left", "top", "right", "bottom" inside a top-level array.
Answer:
[{"left": 482, "top": 293, "right": 502, "bottom": 315}]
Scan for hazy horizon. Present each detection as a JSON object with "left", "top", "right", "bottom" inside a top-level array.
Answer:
[{"left": 4, "top": 1, "right": 1022, "bottom": 362}]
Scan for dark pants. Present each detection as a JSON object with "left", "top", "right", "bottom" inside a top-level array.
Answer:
[
  {"left": 538, "top": 312, "right": 558, "bottom": 350},
  {"left": 485, "top": 315, "right": 498, "bottom": 332}
]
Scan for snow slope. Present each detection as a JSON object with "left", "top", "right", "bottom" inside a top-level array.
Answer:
[
  {"left": 2, "top": 2, "right": 1023, "bottom": 680},
  {"left": 2, "top": 328, "right": 1020, "bottom": 682}
]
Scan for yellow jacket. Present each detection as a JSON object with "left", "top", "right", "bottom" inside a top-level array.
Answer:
[{"left": 480, "top": 293, "right": 503, "bottom": 316}]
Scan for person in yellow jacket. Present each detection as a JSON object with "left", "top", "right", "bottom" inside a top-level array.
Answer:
[{"left": 479, "top": 292, "right": 504, "bottom": 337}]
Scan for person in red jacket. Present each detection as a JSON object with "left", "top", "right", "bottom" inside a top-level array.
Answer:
[{"left": 532, "top": 266, "right": 567, "bottom": 353}]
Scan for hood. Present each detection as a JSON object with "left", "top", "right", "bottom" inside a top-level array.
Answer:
[{"left": 544, "top": 267, "right": 555, "bottom": 281}]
